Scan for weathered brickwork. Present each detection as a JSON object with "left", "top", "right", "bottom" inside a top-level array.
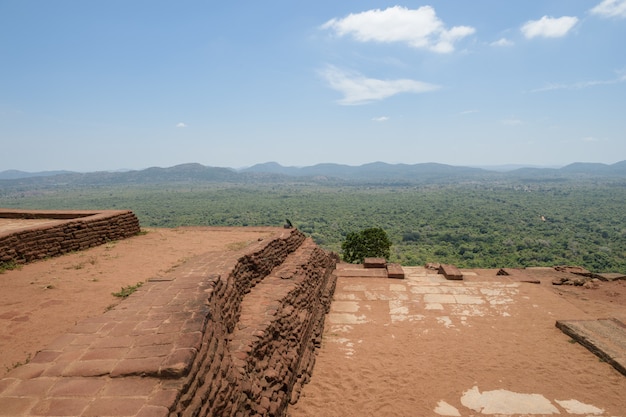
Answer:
[
  {"left": 0, "top": 209, "right": 141, "bottom": 264},
  {"left": 172, "top": 231, "right": 339, "bottom": 417},
  {"left": 0, "top": 227, "right": 338, "bottom": 417}
]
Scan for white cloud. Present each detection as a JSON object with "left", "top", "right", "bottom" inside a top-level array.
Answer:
[
  {"left": 321, "top": 5, "right": 475, "bottom": 53},
  {"left": 459, "top": 109, "right": 479, "bottom": 115},
  {"left": 176, "top": 122, "right": 187, "bottom": 128},
  {"left": 320, "top": 65, "right": 440, "bottom": 105},
  {"left": 582, "top": 136, "right": 600, "bottom": 142},
  {"left": 590, "top": 0, "right": 626, "bottom": 18},
  {"left": 531, "top": 73, "right": 626, "bottom": 92},
  {"left": 521, "top": 16, "right": 578, "bottom": 39},
  {"left": 372, "top": 116, "right": 390, "bottom": 122},
  {"left": 490, "top": 38, "right": 514, "bottom": 47}
]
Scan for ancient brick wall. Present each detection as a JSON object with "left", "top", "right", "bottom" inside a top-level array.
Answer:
[
  {"left": 172, "top": 229, "right": 338, "bottom": 417},
  {"left": 0, "top": 209, "right": 141, "bottom": 264}
]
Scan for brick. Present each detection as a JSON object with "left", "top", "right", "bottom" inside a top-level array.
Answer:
[
  {"left": 106, "top": 321, "right": 139, "bottom": 337},
  {"left": 126, "top": 344, "right": 173, "bottom": 359},
  {"left": 41, "top": 350, "right": 85, "bottom": 377},
  {"left": 49, "top": 378, "right": 106, "bottom": 397},
  {"left": 30, "top": 350, "right": 62, "bottom": 364},
  {"left": 0, "top": 378, "right": 18, "bottom": 395},
  {"left": 69, "top": 334, "right": 99, "bottom": 347},
  {"left": 91, "top": 335, "right": 135, "bottom": 349},
  {"left": 175, "top": 331, "right": 203, "bottom": 351},
  {"left": 110, "top": 357, "right": 163, "bottom": 378},
  {"left": 135, "top": 319, "right": 166, "bottom": 332},
  {"left": 182, "top": 315, "right": 207, "bottom": 333},
  {"left": 82, "top": 397, "right": 145, "bottom": 416},
  {"left": 31, "top": 397, "right": 91, "bottom": 416},
  {"left": 135, "top": 334, "right": 172, "bottom": 347},
  {"left": 80, "top": 347, "right": 129, "bottom": 361},
  {"left": 136, "top": 405, "right": 170, "bottom": 417},
  {"left": 4, "top": 378, "right": 55, "bottom": 397},
  {"left": 156, "top": 321, "right": 181, "bottom": 334},
  {"left": 439, "top": 264, "right": 463, "bottom": 280},
  {"left": 159, "top": 348, "right": 196, "bottom": 378},
  {"left": 101, "top": 377, "right": 157, "bottom": 397},
  {"left": 364, "top": 257, "right": 386, "bottom": 268},
  {"left": 148, "top": 388, "right": 180, "bottom": 408},
  {"left": 5, "top": 363, "right": 46, "bottom": 379},
  {"left": 0, "top": 396, "right": 37, "bottom": 416},
  {"left": 386, "top": 263, "right": 405, "bottom": 279},
  {"left": 61, "top": 359, "right": 117, "bottom": 377},
  {"left": 71, "top": 321, "right": 105, "bottom": 334}
]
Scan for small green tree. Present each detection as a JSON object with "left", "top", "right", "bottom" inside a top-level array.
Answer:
[{"left": 341, "top": 227, "right": 392, "bottom": 263}]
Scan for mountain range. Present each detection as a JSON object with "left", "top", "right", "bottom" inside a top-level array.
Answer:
[{"left": 2, "top": 161, "right": 626, "bottom": 185}]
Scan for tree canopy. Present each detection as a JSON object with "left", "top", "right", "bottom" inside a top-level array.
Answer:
[{"left": 341, "top": 227, "right": 392, "bottom": 264}]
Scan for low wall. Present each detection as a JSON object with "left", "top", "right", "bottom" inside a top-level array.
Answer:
[{"left": 0, "top": 209, "right": 141, "bottom": 264}]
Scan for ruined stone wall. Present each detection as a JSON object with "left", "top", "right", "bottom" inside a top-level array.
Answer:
[
  {"left": 0, "top": 210, "right": 141, "bottom": 264},
  {"left": 171, "top": 230, "right": 338, "bottom": 417}
]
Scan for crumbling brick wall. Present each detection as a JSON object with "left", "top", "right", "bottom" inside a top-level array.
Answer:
[{"left": 171, "top": 229, "right": 338, "bottom": 417}]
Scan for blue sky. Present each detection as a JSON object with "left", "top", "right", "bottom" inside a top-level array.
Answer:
[{"left": 1, "top": 1, "right": 625, "bottom": 171}]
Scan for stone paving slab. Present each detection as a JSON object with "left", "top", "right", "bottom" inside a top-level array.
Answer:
[
  {"left": 556, "top": 318, "right": 626, "bottom": 376},
  {"left": 0, "top": 233, "right": 276, "bottom": 417}
]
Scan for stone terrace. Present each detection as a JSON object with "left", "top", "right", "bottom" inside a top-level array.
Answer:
[{"left": 0, "top": 227, "right": 338, "bottom": 417}]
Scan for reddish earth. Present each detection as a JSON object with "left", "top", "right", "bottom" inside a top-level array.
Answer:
[
  {"left": 0, "top": 226, "right": 276, "bottom": 377},
  {"left": 1, "top": 227, "right": 625, "bottom": 415}
]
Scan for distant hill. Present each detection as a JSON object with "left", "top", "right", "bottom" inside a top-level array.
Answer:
[
  {"left": 242, "top": 161, "right": 489, "bottom": 181},
  {"left": 2, "top": 161, "right": 625, "bottom": 188},
  {"left": 0, "top": 169, "right": 75, "bottom": 180}
]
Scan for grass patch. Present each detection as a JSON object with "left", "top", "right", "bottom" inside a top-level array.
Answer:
[
  {"left": 104, "top": 241, "right": 117, "bottom": 250},
  {"left": 4, "top": 353, "right": 31, "bottom": 373},
  {"left": 66, "top": 255, "right": 98, "bottom": 270},
  {"left": 226, "top": 241, "right": 250, "bottom": 251},
  {"left": 112, "top": 282, "right": 143, "bottom": 298},
  {"left": 0, "top": 260, "right": 21, "bottom": 274}
]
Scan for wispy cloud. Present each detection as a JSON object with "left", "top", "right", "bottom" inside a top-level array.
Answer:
[
  {"left": 582, "top": 136, "right": 600, "bottom": 142},
  {"left": 501, "top": 118, "right": 523, "bottom": 126},
  {"left": 531, "top": 73, "right": 626, "bottom": 92},
  {"left": 372, "top": 116, "right": 390, "bottom": 122},
  {"left": 321, "top": 5, "right": 475, "bottom": 54},
  {"left": 320, "top": 65, "right": 440, "bottom": 105},
  {"left": 490, "top": 38, "right": 514, "bottom": 47},
  {"left": 459, "top": 109, "right": 479, "bottom": 115},
  {"left": 590, "top": 0, "right": 626, "bottom": 18},
  {"left": 176, "top": 122, "right": 187, "bottom": 128},
  {"left": 521, "top": 16, "right": 578, "bottom": 39}
]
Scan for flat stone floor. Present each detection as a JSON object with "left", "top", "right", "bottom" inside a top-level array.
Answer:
[{"left": 289, "top": 265, "right": 626, "bottom": 417}]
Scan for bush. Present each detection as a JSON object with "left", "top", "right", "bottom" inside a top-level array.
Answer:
[{"left": 341, "top": 227, "right": 392, "bottom": 264}]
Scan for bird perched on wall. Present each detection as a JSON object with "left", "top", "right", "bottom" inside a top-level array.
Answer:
[{"left": 284, "top": 219, "right": 293, "bottom": 229}]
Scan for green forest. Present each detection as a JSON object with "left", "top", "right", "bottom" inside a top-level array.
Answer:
[{"left": 2, "top": 179, "right": 625, "bottom": 273}]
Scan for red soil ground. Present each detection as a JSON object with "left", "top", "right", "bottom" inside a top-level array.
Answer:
[{"left": 2, "top": 227, "right": 625, "bottom": 415}]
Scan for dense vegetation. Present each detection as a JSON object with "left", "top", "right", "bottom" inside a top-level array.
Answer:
[
  {"left": 342, "top": 227, "right": 392, "bottom": 264},
  {"left": 1, "top": 178, "right": 625, "bottom": 273}
]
